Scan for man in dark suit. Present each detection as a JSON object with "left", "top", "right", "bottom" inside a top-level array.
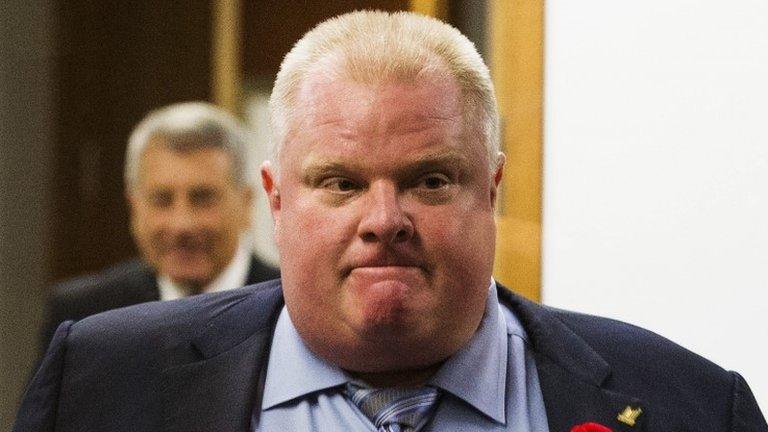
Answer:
[
  {"left": 40, "top": 102, "right": 279, "bottom": 350},
  {"left": 17, "top": 11, "right": 766, "bottom": 432}
]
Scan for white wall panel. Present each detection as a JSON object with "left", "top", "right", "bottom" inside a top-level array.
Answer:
[{"left": 543, "top": 0, "right": 768, "bottom": 410}]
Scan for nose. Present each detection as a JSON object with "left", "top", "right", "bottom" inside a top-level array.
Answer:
[
  {"left": 167, "top": 201, "right": 196, "bottom": 234},
  {"left": 357, "top": 182, "right": 414, "bottom": 244}
]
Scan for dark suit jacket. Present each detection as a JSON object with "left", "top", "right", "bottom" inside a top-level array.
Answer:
[
  {"left": 16, "top": 281, "right": 767, "bottom": 432},
  {"left": 40, "top": 256, "right": 280, "bottom": 352}
]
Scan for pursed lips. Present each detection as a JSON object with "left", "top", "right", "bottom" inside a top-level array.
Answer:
[
  {"left": 350, "top": 266, "right": 423, "bottom": 278},
  {"left": 342, "top": 252, "right": 429, "bottom": 278}
]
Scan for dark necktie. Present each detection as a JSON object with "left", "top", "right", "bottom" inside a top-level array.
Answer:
[{"left": 345, "top": 382, "right": 441, "bottom": 432}]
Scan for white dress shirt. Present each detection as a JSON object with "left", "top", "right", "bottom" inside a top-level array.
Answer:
[{"left": 158, "top": 240, "right": 251, "bottom": 301}]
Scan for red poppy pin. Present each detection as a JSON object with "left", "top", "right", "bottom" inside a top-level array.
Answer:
[{"left": 571, "top": 422, "right": 613, "bottom": 432}]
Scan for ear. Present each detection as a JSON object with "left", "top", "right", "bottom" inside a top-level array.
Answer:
[
  {"left": 125, "top": 189, "right": 137, "bottom": 212},
  {"left": 125, "top": 188, "right": 140, "bottom": 234},
  {"left": 260, "top": 160, "right": 281, "bottom": 217},
  {"left": 490, "top": 152, "right": 505, "bottom": 208}
]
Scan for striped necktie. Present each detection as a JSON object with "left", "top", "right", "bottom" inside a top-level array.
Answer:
[{"left": 345, "top": 382, "right": 441, "bottom": 432}]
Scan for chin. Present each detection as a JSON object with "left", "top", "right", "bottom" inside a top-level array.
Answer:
[
  {"left": 338, "top": 337, "right": 453, "bottom": 375},
  {"left": 353, "top": 314, "right": 437, "bottom": 351},
  {"left": 160, "top": 259, "right": 212, "bottom": 279},
  {"left": 358, "top": 300, "right": 408, "bottom": 324}
]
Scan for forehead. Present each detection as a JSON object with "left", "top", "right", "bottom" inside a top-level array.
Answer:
[
  {"left": 297, "top": 70, "right": 462, "bottom": 129},
  {"left": 277, "top": 75, "right": 495, "bottom": 186},
  {"left": 138, "top": 141, "right": 235, "bottom": 186},
  {"left": 283, "top": 72, "right": 481, "bottom": 167}
]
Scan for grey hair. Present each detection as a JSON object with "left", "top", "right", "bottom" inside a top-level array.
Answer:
[
  {"left": 125, "top": 102, "right": 252, "bottom": 189},
  {"left": 268, "top": 10, "right": 500, "bottom": 171}
]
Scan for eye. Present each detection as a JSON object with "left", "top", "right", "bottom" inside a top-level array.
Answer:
[
  {"left": 189, "top": 187, "right": 219, "bottom": 207},
  {"left": 417, "top": 173, "right": 451, "bottom": 190},
  {"left": 320, "top": 177, "right": 359, "bottom": 193},
  {"left": 147, "top": 191, "right": 173, "bottom": 208}
]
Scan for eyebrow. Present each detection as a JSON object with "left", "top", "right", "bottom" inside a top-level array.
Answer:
[
  {"left": 301, "top": 150, "right": 470, "bottom": 181},
  {"left": 301, "top": 161, "right": 352, "bottom": 183},
  {"left": 399, "top": 151, "right": 469, "bottom": 176}
]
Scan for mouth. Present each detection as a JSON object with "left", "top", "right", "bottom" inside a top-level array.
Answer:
[
  {"left": 342, "top": 255, "right": 428, "bottom": 278},
  {"left": 157, "top": 238, "right": 211, "bottom": 254},
  {"left": 349, "top": 265, "right": 424, "bottom": 277},
  {"left": 166, "top": 243, "right": 204, "bottom": 252},
  {"left": 161, "top": 245, "right": 209, "bottom": 261},
  {"left": 340, "top": 245, "right": 431, "bottom": 282}
]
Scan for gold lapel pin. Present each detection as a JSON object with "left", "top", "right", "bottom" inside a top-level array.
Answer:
[{"left": 617, "top": 405, "right": 643, "bottom": 427}]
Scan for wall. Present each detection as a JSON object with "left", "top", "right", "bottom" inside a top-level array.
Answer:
[
  {"left": 51, "top": 1, "right": 212, "bottom": 281},
  {"left": 543, "top": 0, "right": 768, "bottom": 410},
  {"left": 0, "top": 0, "right": 54, "bottom": 428}
]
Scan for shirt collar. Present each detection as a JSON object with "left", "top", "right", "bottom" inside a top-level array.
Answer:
[
  {"left": 158, "top": 238, "right": 251, "bottom": 301},
  {"left": 261, "top": 306, "right": 348, "bottom": 410},
  {"left": 428, "top": 280, "right": 508, "bottom": 424},
  {"left": 261, "top": 279, "right": 510, "bottom": 425}
]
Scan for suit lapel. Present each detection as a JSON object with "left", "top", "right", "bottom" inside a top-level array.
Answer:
[
  {"left": 498, "top": 285, "right": 664, "bottom": 432},
  {"left": 143, "top": 269, "right": 161, "bottom": 302},
  {"left": 245, "top": 255, "right": 280, "bottom": 286},
  {"left": 160, "top": 282, "right": 284, "bottom": 432},
  {"left": 126, "top": 260, "right": 160, "bottom": 303},
  {"left": 535, "top": 354, "right": 648, "bottom": 432},
  {"left": 160, "top": 330, "right": 271, "bottom": 432}
]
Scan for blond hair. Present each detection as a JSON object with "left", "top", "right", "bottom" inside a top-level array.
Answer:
[{"left": 269, "top": 10, "right": 500, "bottom": 170}]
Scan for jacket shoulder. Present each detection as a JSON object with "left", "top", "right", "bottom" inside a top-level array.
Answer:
[
  {"left": 51, "top": 259, "right": 155, "bottom": 304},
  {"left": 41, "top": 259, "right": 158, "bottom": 350},
  {"left": 498, "top": 286, "right": 730, "bottom": 384},
  {"left": 549, "top": 307, "right": 746, "bottom": 422},
  {"left": 551, "top": 307, "right": 726, "bottom": 375},
  {"left": 36, "top": 282, "right": 283, "bottom": 431},
  {"left": 66, "top": 280, "right": 282, "bottom": 356},
  {"left": 496, "top": 286, "right": 760, "bottom": 429},
  {"left": 553, "top": 307, "right": 768, "bottom": 430}
]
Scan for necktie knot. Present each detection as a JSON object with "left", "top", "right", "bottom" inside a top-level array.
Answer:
[{"left": 346, "top": 382, "right": 441, "bottom": 432}]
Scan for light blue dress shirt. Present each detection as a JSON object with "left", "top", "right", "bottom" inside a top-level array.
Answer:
[{"left": 252, "top": 282, "right": 550, "bottom": 431}]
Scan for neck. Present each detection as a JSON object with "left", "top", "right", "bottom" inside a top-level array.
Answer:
[
  {"left": 174, "top": 279, "right": 208, "bottom": 296},
  {"left": 346, "top": 362, "right": 443, "bottom": 388}
]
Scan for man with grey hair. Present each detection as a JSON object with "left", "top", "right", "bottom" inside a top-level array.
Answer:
[
  {"left": 16, "top": 11, "right": 766, "bottom": 432},
  {"left": 40, "top": 102, "right": 279, "bottom": 350}
]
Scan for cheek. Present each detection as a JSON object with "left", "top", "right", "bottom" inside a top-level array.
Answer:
[
  {"left": 196, "top": 208, "right": 232, "bottom": 232},
  {"left": 281, "top": 197, "right": 356, "bottom": 251},
  {"left": 417, "top": 204, "right": 496, "bottom": 274},
  {"left": 417, "top": 201, "right": 482, "bottom": 245},
  {"left": 217, "top": 216, "right": 243, "bottom": 245},
  {"left": 278, "top": 199, "right": 358, "bottom": 309},
  {"left": 427, "top": 210, "right": 496, "bottom": 321},
  {"left": 221, "top": 208, "right": 245, "bottom": 232},
  {"left": 135, "top": 213, "right": 163, "bottom": 238}
]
